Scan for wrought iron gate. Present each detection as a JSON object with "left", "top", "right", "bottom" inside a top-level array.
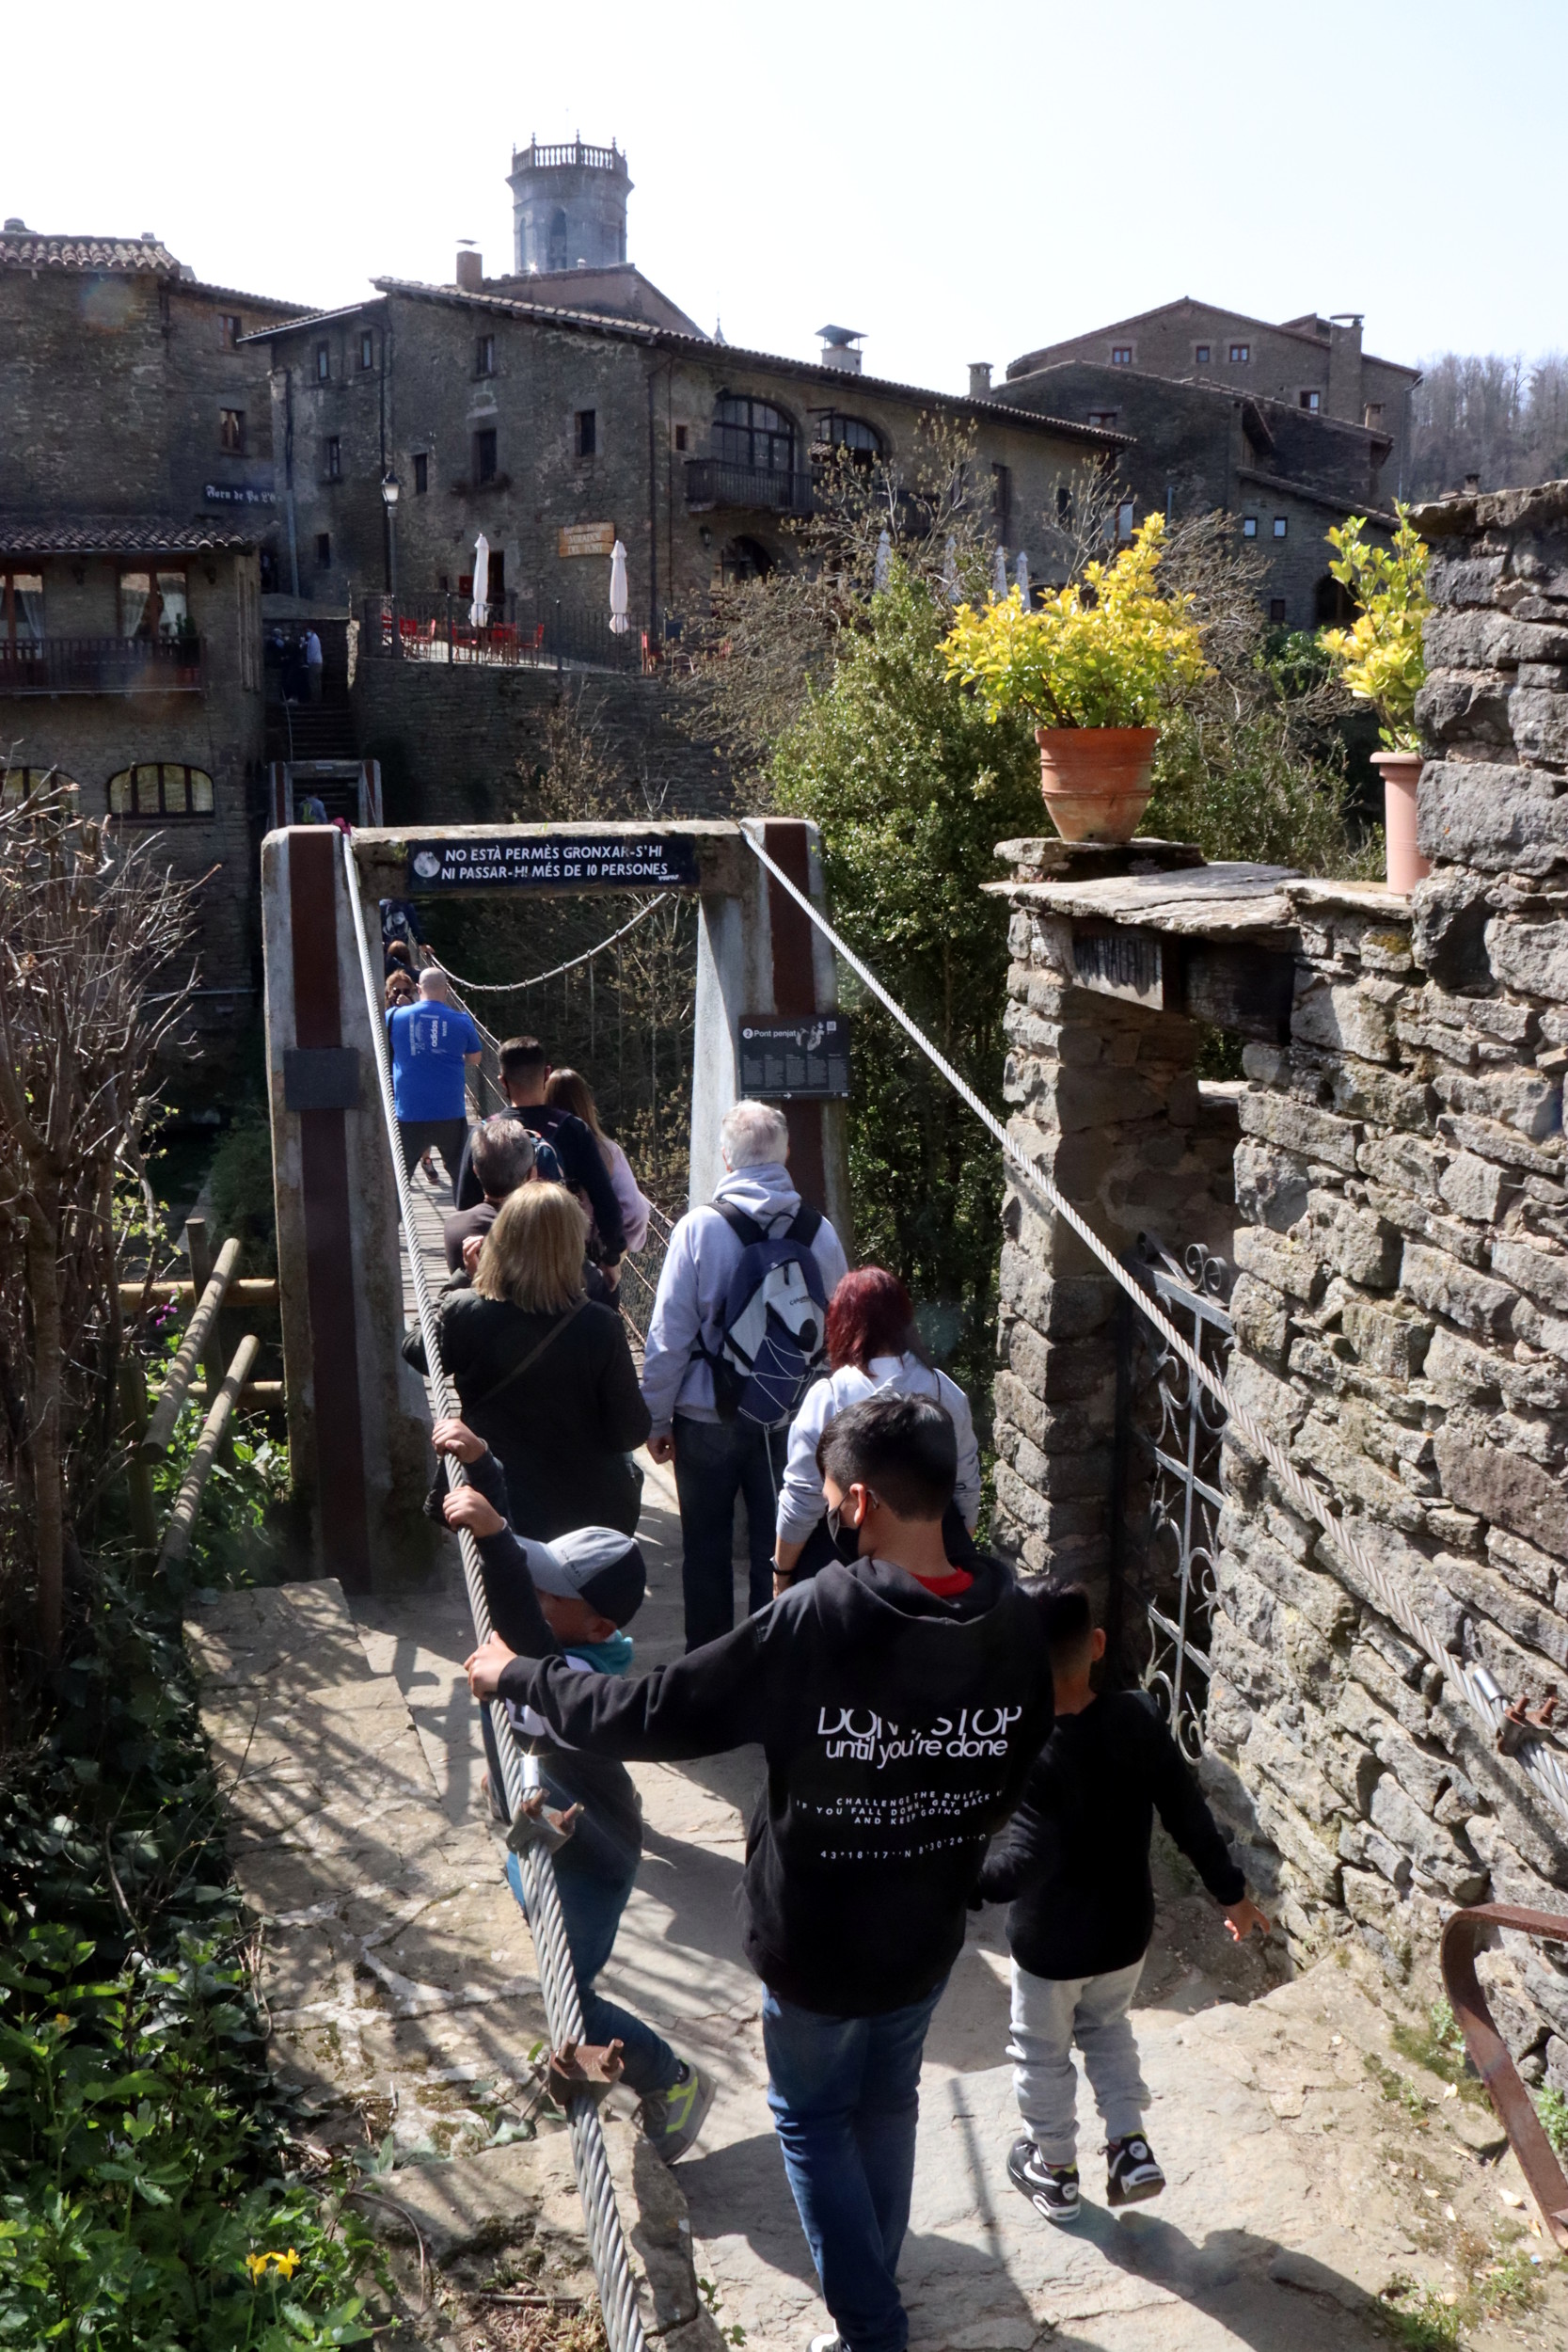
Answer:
[{"left": 1120, "top": 1233, "right": 1234, "bottom": 1760}]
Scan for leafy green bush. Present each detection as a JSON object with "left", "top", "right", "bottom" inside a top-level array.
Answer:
[
  {"left": 205, "top": 1114, "right": 278, "bottom": 1278},
  {"left": 0, "top": 1562, "right": 378, "bottom": 2347},
  {"left": 1322, "top": 506, "right": 1431, "bottom": 752}
]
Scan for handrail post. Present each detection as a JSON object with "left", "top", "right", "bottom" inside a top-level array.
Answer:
[
  {"left": 141, "top": 1235, "right": 242, "bottom": 1460},
  {"left": 446, "top": 593, "right": 454, "bottom": 666},
  {"left": 157, "top": 1335, "right": 261, "bottom": 1568},
  {"left": 184, "top": 1216, "right": 234, "bottom": 1464},
  {"left": 118, "top": 1354, "right": 159, "bottom": 1560}
]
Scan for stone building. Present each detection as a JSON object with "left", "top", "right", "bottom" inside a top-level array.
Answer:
[
  {"left": 0, "top": 226, "right": 297, "bottom": 1041},
  {"left": 996, "top": 360, "right": 1397, "bottom": 629},
  {"left": 246, "top": 261, "right": 1119, "bottom": 638},
  {"left": 990, "top": 478, "right": 1568, "bottom": 2065}
]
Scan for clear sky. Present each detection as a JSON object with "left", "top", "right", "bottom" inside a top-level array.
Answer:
[{"left": 7, "top": 0, "right": 1563, "bottom": 395}]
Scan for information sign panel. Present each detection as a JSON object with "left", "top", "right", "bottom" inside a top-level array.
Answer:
[
  {"left": 406, "top": 834, "right": 700, "bottom": 890},
  {"left": 738, "top": 1013, "right": 850, "bottom": 1100}
]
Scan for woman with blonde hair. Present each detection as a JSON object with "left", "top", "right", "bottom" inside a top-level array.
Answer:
[
  {"left": 404, "top": 1184, "right": 649, "bottom": 1537},
  {"left": 545, "top": 1067, "right": 653, "bottom": 1255}
]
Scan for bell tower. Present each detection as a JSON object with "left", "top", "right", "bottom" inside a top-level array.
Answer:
[{"left": 508, "top": 135, "right": 632, "bottom": 277}]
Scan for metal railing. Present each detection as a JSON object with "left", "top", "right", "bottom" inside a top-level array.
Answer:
[
  {"left": 683, "top": 459, "right": 814, "bottom": 515},
  {"left": 0, "top": 636, "right": 205, "bottom": 696},
  {"left": 359, "top": 594, "right": 643, "bottom": 674}
]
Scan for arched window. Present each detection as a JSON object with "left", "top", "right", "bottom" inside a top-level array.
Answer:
[
  {"left": 547, "top": 207, "right": 568, "bottom": 272},
  {"left": 813, "top": 412, "right": 883, "bottom": 466},
  {"left": 1, "top": 767, "right": 77, "bottom": 806},
  {"left": 712, "top": 394, "right": 797, "bottom": 477},
  {"left": 108, "top": 764, "right": 214, "bottom": 818},
  {"left": 717, "top": 535, "right": 776, "bottom": 585}
]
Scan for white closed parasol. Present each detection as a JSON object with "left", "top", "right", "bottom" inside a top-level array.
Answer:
[
  {"left": 470, "top": 534, "right": 489, "bottom": 629},
  {"left": 993, "top": 544, "right": 1008, "bottom": 601},
  {"left": 873, "top": 528, "right": 892, "bottom": 593},
  {"left": 1015, "top": 550, "right": 1031, "bottom": 609},
  {"left": 609, "top": 538, "right": 629, "bottom": 634}
]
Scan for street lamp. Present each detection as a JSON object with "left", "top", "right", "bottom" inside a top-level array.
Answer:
[{"left": 380, "top": 470, "right": 400, "bottom": 602}]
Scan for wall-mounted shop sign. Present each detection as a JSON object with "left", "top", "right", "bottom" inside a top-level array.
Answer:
[
  {"left": 738, "top": 1012, "right": 851, "bottom": 1100},
  {"left": 557, "top": 523, "right": 617, "bottom": 558},
  {"left": 203, "top": 482, "right": 277, "bottom": 507},
  {"left": 406, "top": 834, "right": 700, "bottom": 890}
]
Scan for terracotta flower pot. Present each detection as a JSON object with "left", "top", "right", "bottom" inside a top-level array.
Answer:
[
  {"left": 1035, "top": 726, "right": 1158, "bottom": 844},
  {"left": 1371, "top": 750, "right": 1430, "bottom": 893}
]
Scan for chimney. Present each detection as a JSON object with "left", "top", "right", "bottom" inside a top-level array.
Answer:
[
  {"left": 969, "top": 361, "right": 992, "bottom": 396},
  {"left": 455, "top": 244, "right": 483, "bottom": 293},
  {"left": 816, "top": 324, "right": 864, "bottom": 374}
]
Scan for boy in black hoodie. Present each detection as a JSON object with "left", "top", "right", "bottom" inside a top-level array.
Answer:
[
  {"left": 974, "top": 1587, "right": 1269, "bottom": 2226},
  {"left": 466, "top": 1394, "right": 1058, "bottom": 2352}
]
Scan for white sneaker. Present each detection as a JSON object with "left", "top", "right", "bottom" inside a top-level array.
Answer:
[{"left": 808, "top": 2337, "right": 846, "bottom": 2352}]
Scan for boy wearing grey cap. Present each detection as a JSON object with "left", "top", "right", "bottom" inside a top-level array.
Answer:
[{"left": 435, "top": 1418, "right": 713, "bottom": 2164}]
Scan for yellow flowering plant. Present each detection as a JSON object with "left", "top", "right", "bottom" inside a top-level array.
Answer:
[
  {"left": 942, "top": 514, "right": 1210, "bottom": 729},
  {"left": 1321, "top": 505, "right": 1430, "bottom": 751}
]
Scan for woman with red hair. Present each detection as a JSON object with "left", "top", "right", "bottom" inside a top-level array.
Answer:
[{"left": 772, "top": 1265, "right": 982, "bottom": 1587}]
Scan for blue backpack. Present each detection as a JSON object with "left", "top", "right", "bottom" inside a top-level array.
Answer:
[{"left": 701, "top": 1200, "right": 829, "bottom": 1427}]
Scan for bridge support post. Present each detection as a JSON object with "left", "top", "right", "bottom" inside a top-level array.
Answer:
[{"left": 261, "top": 826, "right": 436, "bottom": 1586}]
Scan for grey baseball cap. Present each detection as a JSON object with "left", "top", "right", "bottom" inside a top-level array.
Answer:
[{"left": 522, "top": 1526, "right": 646, "bottom": 1627}]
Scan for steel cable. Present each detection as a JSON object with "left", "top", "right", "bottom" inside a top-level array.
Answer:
[
  {"left": 432, "top": 894, "right": 670, "bottom": 993},
  {"left": 739, "top": 823, "right": 1568, "bottom": 1824},
  {"left": 341, "top": 834, "right": 648, "bottom": 2352}
]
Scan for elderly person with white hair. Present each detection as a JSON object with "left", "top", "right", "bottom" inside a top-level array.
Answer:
[{"left": 641, "top": 1099, "right": 847, "bottom": 1651}]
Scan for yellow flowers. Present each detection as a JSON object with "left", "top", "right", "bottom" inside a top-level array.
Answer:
[
  {"left": 245, "top": 2248, "right": 300, "bottom": 2282},
  {"left": 1321, "top": 505, "right": 1430, "bottom": 751},
  {"left": 943, "top": 514, "right": 1210, "bottom": 731}
]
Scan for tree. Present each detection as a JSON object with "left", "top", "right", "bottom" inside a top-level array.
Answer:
[{"left": 0, "top": 779, "right": 193, "bottom": 1678}]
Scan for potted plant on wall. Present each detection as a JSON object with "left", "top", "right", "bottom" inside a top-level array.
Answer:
[
  {"left": 943, "top": 514, "right": 1210, "bottom": 843},
  {"left": 1321, "top": 505, "right": 1431, "bottom": 892}
]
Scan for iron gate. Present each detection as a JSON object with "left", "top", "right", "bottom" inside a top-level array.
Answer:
[{"left": 1119, "top": 1232, "right": 1234, "bottom": 1761}]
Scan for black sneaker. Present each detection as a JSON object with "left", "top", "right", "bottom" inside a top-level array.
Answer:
[
  {"left": 1106, "top": 2132, "right": 1164, "bottom": 2206},
  {"left": 1006, "top": 2136, "right": 1081, "bottom": 2225},
  {"left": 638, "top": 2061, "right": 714, "bottom": 2163}
]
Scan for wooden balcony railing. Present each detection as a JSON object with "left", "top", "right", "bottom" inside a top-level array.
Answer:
[{"left": 0, "top": 636, "right": 205, "bottom": 696}]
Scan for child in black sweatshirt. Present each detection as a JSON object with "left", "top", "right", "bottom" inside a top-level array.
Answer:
[{"left": 974, "top": 1588, "right": 1269, "bottom": 2226}]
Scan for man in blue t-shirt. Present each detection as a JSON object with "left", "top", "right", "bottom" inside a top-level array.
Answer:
[{"left": 387, "top": 969, "right": 483, "bottom": 1189}]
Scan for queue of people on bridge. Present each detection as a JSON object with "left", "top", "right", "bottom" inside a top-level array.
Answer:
[{"left": 385, "top": 947, "right": 1269, "bottom": 2352}]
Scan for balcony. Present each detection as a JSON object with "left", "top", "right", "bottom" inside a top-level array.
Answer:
[
  {"left": 683, "top": 460, "right": 814, "bottom": 516},
  {"left": 0, "top": 636, "right": 205, "bottom": 696}
]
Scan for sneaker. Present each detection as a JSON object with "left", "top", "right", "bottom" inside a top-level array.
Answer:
[
  {"left": 808, "top": 2338, "right": 845, "bottom": 2352},
  {"left": 638, "top": 2061, "right": 714, "bottom": 2163},
  {"left": 1006, "top": 2136, "right": 1081, "bottom": 2225},
  {"left": 1106, "top": 2131, "right": 1164, "bottom": 2207}
]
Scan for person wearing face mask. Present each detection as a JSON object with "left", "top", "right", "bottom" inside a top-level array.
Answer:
[{"left": 464, "top": 1392, "right": 1058, "bottom": 2352}]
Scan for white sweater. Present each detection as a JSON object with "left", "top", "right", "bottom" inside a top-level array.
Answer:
[{"left": 776, "top": 1353, "right": 983, "bottom": 1544}]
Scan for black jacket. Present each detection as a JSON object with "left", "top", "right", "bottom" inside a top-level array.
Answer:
[
  {"left": 404, "top": 1286, "right": 649, "bottom": 1538},
  {"left": 501, "top": 1551, "right": 1056, "bottom": 2016},
  {"left": 463, "top": 1448, "right": 643, "bottom": 1871},
  {"left": 974, "top": 1689, "right": 1244, "bottom": 1979},
  {"left": 455, "top": 1104, "right": 626, "bottom": 1258}
]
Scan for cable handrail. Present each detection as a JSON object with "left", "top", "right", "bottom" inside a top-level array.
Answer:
[
  {"left": 736, "top": 822, "right": 1568, "bottom": 1827},
  {"left": 344, "top": 836, "right": 648, "bottom": 2352},
  {"left": 433, "top": 894, "right": 670, "bottom": 993}
]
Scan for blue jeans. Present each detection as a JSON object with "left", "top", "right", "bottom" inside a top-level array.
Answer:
[
  {"left": 673, "top": 1411, "right": 783, "bottom": 1651},
  {"left": 763, "top": 1980, "right": 945, "bottom": 2352},
  {"left": 503, "top": 1851, "right": 680, "bottom": 2101}
]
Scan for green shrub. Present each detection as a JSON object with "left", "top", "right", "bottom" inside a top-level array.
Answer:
[{"left": 205, "top": 1113, "right": 278, "bottom": 1278}]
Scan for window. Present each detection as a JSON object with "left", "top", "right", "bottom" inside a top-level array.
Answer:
[
  {"left": 325, "top": 436, "right": 341, "bottom": 480},
  {"left": 712, "top": 392, "right": 796, "bottom": 475},
  {"left": 1269, "top": 597, "right": 1287, "bottom": 625},
  {"left": 991, "top": 460, "right": 1011, "bottom": 542},
  {"left": 574, "top": 408, "right": 596, "bottom": 459},
  {"left": 476, "top": 333, "right": 495, "bottom": 376},
  {"left": 1229, "top": 342, "right": 1250, "bottom": 363},
  {"left": 219, "top": 408, "right": 245, "bottom": 453},
  {"left": 1110, "top": 344, "right": 1132, "bottom": 365},
  {"left": 1086, "top": 410, "right": 1118, "bottom": 427},
  {"left": 1, "top": 571, "right": 43, "bottom": 644},
  {"left": 547, "top": 205, "right": 568, "bottom": 272},
  {"left": 119, "top": 569, "right": 188, "bottom": 640},
  {"left": 1273, "top": 516, "right": 1288, "bottom": 538},
  {"left": 1364, "top": 403, "right": 1385, "bottom": 430},
  {"left": 358, "top": 329, "right": 374, "bottom": 371},
  {"left": 1241, "top": 516, "right": 1258, "bottom": 538},
  {"left": 218, "top": 312, "right": 242, "bottom": 350},
  {"left": 2, "top": 766, "right": 77, "bottom": 806},
  {"left": 413, "top": 452, "right": 429, "bottom": 495},
  {"left": 673, "top": 422, "right": 688, "bottom": 453},
  {"left": 813, "top": 412, "right": 883, "bottom": 468},
  {"left": 107, "top": 764, "right": 214, "bottom": 819},
  {"left": 1195, "top": 343, "right": 1211, "bottom": 364},
  {"left": 315, "top": 532, "right": 332, "bottom": 567},
  {"left": 473, "top": 427, "right": 498, "bottom": 484},
  {"left": 1117, "top": 500, "right": 1135, "bottom": 542},
  {"left": 315, "top": 342, "right": 329, "bottom": 382},
  {"left": 1300, "top": 389, "right": 1321, "bottom": 412}
]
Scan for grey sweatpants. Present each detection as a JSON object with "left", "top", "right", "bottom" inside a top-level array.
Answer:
[{"left": 1008, "top": 1957, "right": 1148, "bottom": 2167}]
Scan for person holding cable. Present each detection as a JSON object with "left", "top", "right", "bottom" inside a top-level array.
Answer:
[{"left": 640, "top": 1099, "right": 847, "bottom": 1652}]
